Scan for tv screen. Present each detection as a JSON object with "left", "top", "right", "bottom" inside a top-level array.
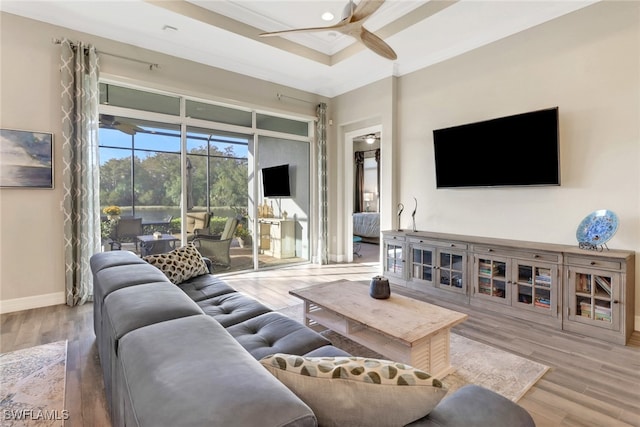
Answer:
[
  {"left": 433, "top": 107, "right": 560, "bottom": 188},
  {"left": 262, "top": 164, "right": 291, "bottom": 197}
]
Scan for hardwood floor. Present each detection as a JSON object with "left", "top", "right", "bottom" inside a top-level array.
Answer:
[{"left": 1, "top": 259, "right": 638, "bottom": 427}]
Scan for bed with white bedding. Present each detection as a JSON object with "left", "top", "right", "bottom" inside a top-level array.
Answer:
[{"left": 352, "top": 212, "right": 380, "bottom": 243}]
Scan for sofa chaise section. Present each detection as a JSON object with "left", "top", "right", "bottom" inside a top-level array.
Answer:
[
  {"left": 117, "top": 315, "right": 317, "bottom": 427},
  {"left": 101, "top": 281, "right": 204, "bottom": 418}
]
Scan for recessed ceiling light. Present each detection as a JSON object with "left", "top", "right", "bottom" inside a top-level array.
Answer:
[{"left": 321, "top": 12, "right": 334, "bottom": 21}]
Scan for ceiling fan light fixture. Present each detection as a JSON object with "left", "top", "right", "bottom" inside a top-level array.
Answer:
[
  {"left": 365, "top": 134, "right": 376, "bottom": 144},
  {"left": 321, "top": 11, "right": 334, "bottom": 21}
]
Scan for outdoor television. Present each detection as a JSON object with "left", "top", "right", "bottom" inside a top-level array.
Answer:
[
  {"left": 433, "top": 107, "right": 560, "bottom": 188},
  {"left": 261, "top": 164, "right": 291, "bottom": 197}
]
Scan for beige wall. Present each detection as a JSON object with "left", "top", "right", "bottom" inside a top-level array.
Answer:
[
  {"left": 332, "top": 2, "right": 640, "bottom": 328},
  {"left": 2, "top": 2, "right": 639, "bottom": 330},
  {"left": 0, "top": 12, "right": 326, "bottom": 312}
]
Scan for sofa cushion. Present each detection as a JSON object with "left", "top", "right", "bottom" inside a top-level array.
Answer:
[
  {"left": 117, "top": 315, "right": 317, "bottom": 427},
  {"left": 142, "top": 243, "right": 208, "bottom": 285},
  {"left": 90, "top": 250, "right": 146, "bottom": 274},
  {"left": 93, "top": 263, "right": 169, "bottom": 336},
  {"left": 405, "top": 384, "right": 535, "bottom": 427},
  {"left": 197, "top": 293, "right": 271, "bottom": 327},
  {"left": 226, "top": 312, "right": 331, "bottom": 359},
  {"left": 101, "top": 282, "right": 204, "bottom": 416},
  {"left": 260, "top": 354, "right": 447, "bottom": 427},
  {"left": 177, "top": 273, "right": 237, "bottom": 301}
]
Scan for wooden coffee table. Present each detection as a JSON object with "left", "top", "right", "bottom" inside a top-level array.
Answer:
[{"left": 290, "top": 280, "right": 468, "bottom": 378}]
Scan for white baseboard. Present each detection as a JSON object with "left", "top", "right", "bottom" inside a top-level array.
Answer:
[{"left": 0, "top": 292, "right": 66, "bottom": 314}]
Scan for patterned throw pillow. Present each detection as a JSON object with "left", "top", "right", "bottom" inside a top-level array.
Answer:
[
  {"left": 260, "top": 354, "right": 447, "bottom": 427},
  {"left": 142, "top": 243, "right": 209, "bottom": 285}
]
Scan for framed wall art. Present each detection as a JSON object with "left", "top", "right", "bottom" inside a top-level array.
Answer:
[{"left": 0, "top": 128, "right": 53, "bottom": 189}]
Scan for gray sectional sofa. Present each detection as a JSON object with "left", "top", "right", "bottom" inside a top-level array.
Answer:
[{"left": 91, "top": 250, "right": 535, "bottom": 427}]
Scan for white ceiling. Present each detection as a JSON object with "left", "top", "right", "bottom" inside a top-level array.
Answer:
[{"left": 1, "top": 0, "right": 598, "bottom": 98}]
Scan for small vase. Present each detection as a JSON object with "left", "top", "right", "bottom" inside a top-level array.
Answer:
[
  {"left": 237, "top": 237, "right": 245, "bottom": 248},
  {"left": 369, "top": 276, "right": 390, "bottom": 299},
  {"left": 107, "top": 214, "right": 120, "bottom": 221}
]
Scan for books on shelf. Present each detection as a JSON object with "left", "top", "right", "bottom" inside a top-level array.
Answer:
[
  {"left": 478, "top": 261, "right": 498, "bottom": 275},
  {"left": 534, "top": 297, "right": 551, "bottom": 309},
  {"left": 535, "top": 275, "right": 551, "bottom": 283},
  {"left": 576, "top": 274, "right": 591, "bottom": 293},
  {"left": 594, "top": 276, "right": 612, "bottom": 296}
]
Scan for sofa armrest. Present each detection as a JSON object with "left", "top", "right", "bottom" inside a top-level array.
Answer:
[
  {"left": 406, "top": 385, "right": 535, "bottom": 427},
  {"left": 201, "top": 257, "right": 214, "bottom": 273}
]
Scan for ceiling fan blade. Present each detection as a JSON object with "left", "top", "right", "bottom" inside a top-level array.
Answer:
[
  {"left": 352, "top": 0, "right": 386, "bottom": 22},
  {"left": 116, "top": 125, "right": 137, "bottom": 136},
  {"left": 260, "top": 22, "right": 348, "bottom": 37},
  {"left": 359, "top": 27, "right": 397, "bottom": 60}
]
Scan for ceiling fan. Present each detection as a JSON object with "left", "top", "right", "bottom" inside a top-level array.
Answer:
[
  {"left": 259, "top": 0, "right": 397, "bottom": 60},
  {"left": 99, "top": 114, "right": 143, "bottom": 136},
  {"left": 355, "top": 133, "right": 380, "bottom": 144}
]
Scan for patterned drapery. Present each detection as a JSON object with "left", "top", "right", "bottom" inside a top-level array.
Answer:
[
  {"left": 60, "top": 39, "right": 101, "bottom": 306},
  {"left": 375, "top": 148, "right": 380, "bottom": 211},
  {"left": 354, "top": 151, "right": 365, "bottom": 212},
  {"left": 316, "top": 103, "right": 328, "bottom": 265}
]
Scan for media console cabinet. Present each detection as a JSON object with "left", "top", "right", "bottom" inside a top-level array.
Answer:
[{"left": 382, "top": 230, "right": 635, "bottom": 345}]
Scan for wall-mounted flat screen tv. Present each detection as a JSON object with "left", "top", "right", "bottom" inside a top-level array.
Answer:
[
  {"left": 433, "top": 107, "right": 560, "bottom": 188},
  {"left": 262, "top": 164, "right": 291, "bottom": 197}
]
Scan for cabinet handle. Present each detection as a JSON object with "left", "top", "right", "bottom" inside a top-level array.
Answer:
[
  {"left": 613, "top": 300, "right": 619, "bottom": 304},
  {"left": 487, "top": 248, "right": 493, "bottom": 252},
  {"left": 420, "top": 240, "right": 424, "bottom": 243},
  {"left": 590, "top": 261, "right": 596, "bottom": 266},
  {"left": 450, "top": 243, "right": 455, "bottom": 247},
  {"left": 533, "top": 254, "right": 540, "bottom": 259}
]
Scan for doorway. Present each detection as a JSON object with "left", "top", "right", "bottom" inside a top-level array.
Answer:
[{"left": 344, "top": 125, "right": 382, "bottom": 263}]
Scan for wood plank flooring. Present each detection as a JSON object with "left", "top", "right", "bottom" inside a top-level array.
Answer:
[{"left": 1, "top": 255, "right": 638, "bottom": 427}]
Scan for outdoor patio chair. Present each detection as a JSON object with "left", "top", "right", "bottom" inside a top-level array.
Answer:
[
  {"left": 173, "top": 211, "right": 211, "bottom": 241},
  {"left": 193, "top": 217, "right": 238, "bottom": 268},
  {"left": 110, "top": 217, "right": 143, "bottom": 252}
]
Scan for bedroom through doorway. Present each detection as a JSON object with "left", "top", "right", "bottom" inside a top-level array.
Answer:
[{"left": 352, "top": 132, "right": 380, "bottom": 264}]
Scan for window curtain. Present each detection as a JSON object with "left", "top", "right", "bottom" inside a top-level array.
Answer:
[
  {"left": 354, "top": 151, "right": 365, "bottom": 213},
  {"left": 375, "top": 148, "right": 380, "bottom": 211},
  {"left": 316, "top": 103, "right": 328, "bottom": 265},
  {"left": 60, "top": 39, "right": 101, "bottom": 306}
]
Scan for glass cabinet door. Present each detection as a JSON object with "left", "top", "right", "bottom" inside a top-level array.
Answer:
[
  {"left": 438, "top": 251, "right": 465, "bottom": 292},
  {"left": 513, "top": 262, "right": 556, "bottom": 314},
  {"left": 412, "top": 247, "right": 434, "bottom": 283},
  {"left": 385, "top": 242, "right": 404, "bottom": 277},
  {"left": 476, "top": 256, "right": 508, "bottom": 303},
  {"left": 572, "top": 268, "right": 619, "bottom": 330}
]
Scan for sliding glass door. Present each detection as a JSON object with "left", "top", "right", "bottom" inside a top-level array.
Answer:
[{"left": 98, "top": 82, "right": 313, "bottom": 272}]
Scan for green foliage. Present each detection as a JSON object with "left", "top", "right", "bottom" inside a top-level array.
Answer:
[
  {"left": 99, "top": 147, "right": 248, "bottom": 210},
  {"left": 101, "top": 220, "right": 115, "bottom": 240}
]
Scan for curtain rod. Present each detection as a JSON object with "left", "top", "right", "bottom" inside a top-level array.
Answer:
[
  {"left": 52, "top": 38, "right": 159, "bottom": 70},
  {"left": 276, "top": 93, "right": 314, "bottom": 104}
]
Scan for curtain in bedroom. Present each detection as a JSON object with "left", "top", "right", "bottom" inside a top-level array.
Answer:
[
  {"left": 60, "top": 39, "right": 101, "bottom": 306},
  {"left": 354, "top": 151, "right": 365, "bottom": 213},
  {"left": 316, "top": 103, "right": 328, "bottom": 264}
]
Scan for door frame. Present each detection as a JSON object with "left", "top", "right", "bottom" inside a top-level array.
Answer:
[{"left": 343, "top": 124, "right": 382, "bottom": 262}]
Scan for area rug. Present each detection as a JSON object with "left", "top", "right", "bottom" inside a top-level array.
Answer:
[
  {"left": 277, "top": 304, "right": 548, "bottom": 402},
  {"left": 0, "top": 341, "right": 68, "bottom": 426}
]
